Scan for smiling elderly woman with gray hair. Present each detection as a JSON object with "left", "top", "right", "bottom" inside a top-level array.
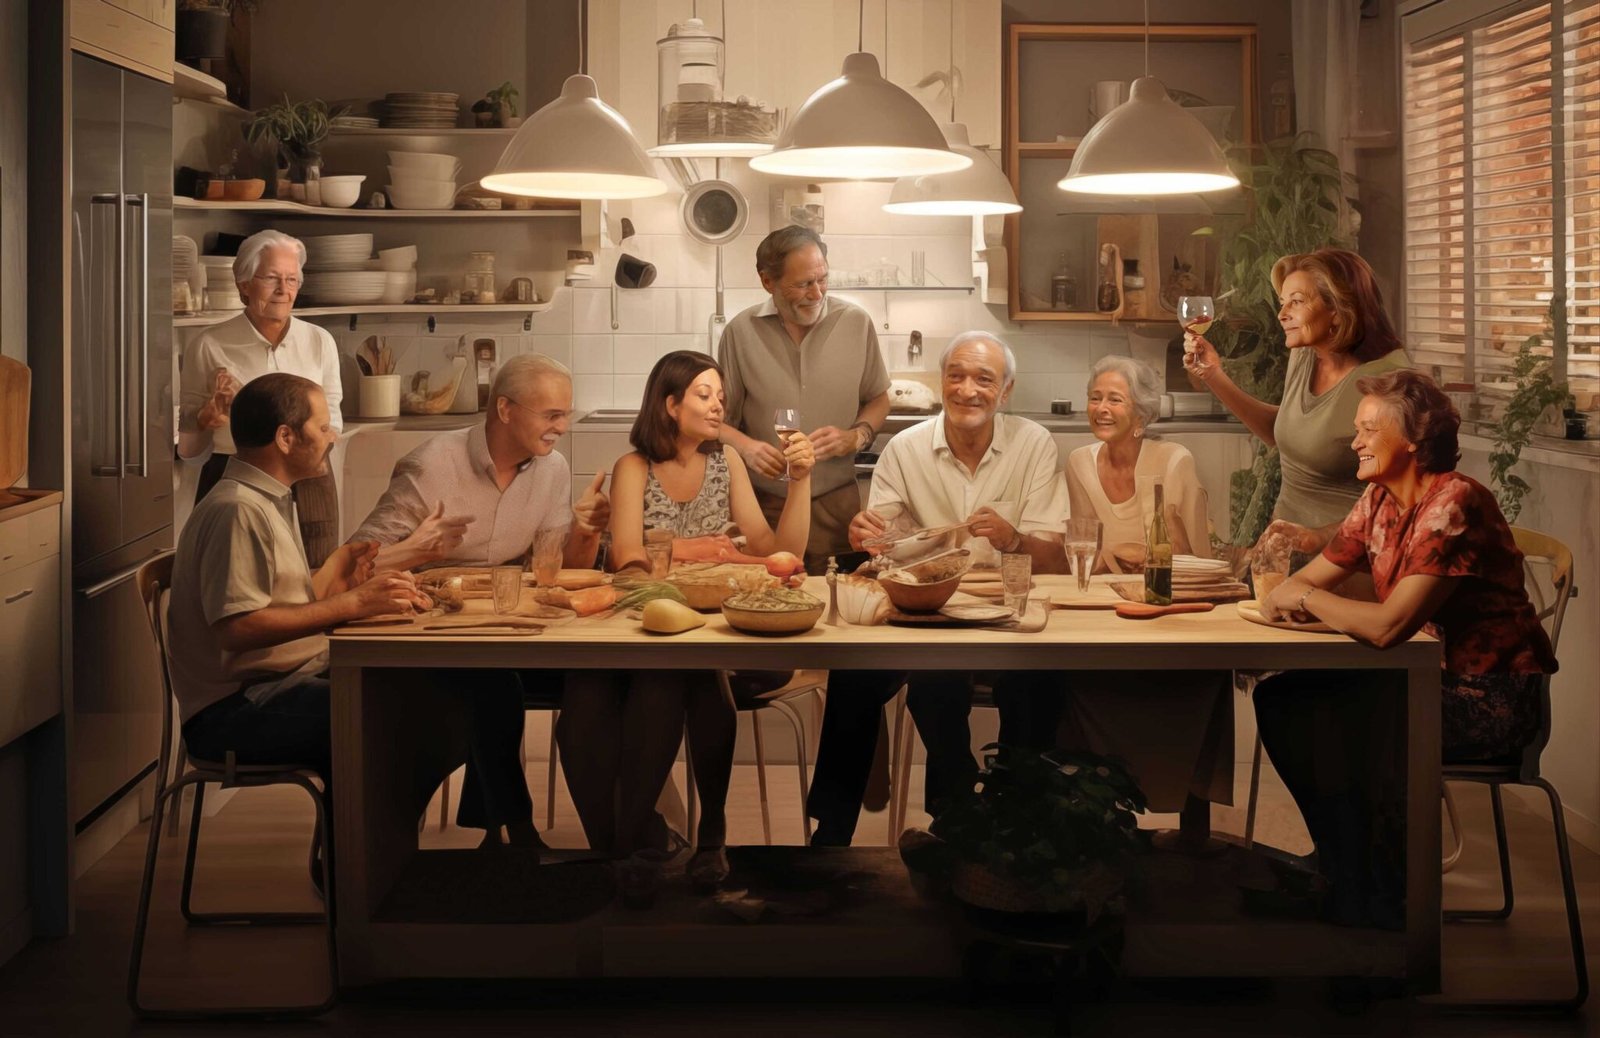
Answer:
[{"left": 1064, "top": 355, "right": 1211, "bottom": 571}]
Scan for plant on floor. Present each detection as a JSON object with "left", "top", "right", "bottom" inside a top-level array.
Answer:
[
  {"left": 921, "top": 745, "right": 1148, "bottom": 919},
  {"left": 1489, "top": 313, "right": 1571, "bottom": 524},
  {"left": 1197, "top": 133, "right": 1356, "bottom": 546}
]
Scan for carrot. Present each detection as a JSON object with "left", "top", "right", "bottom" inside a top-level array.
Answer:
[{"left": 565, "top": 585, "right": 618, "bottom": 616}]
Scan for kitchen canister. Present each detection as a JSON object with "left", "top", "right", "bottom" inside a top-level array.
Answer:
[{"left": 360, "top": 374, "right": 401, "bottom": 418}]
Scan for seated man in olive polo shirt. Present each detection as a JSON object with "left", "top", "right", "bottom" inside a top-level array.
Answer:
[{"left": 167, "top": 372, "right": 539, "bottom": 860}]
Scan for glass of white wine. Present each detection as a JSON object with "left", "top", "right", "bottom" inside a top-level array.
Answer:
[
  {"left": 1178, "top": 295, "right": 1215, "bottom": 337},
  {"left": 773, "top": 407, "right": 801, "bottom": 482}
]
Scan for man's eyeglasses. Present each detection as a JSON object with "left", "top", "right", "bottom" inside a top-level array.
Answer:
[
  {"left": 509, "top": 398, "right": 571, "bottom": 423},
  {"left": 253, "top": 275, "right": 302, "bottom": 291},
  {"left": 783, "top": 275, "right": 828, "bottom": 294}
]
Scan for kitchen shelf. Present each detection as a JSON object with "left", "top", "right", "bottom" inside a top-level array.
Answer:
[
  {"left": 171, "top": 63, "right": 246, "bottom": 114},
  {"left": 329, "top": 126, "right": 518, "bottom": 137},
  {"left": 1016, "top": 140, "right": 1081, "bottom": 157},
  {"left": 174, "top": 197, "right": 578, "bottom": 218},
  {"left": 175, "top": 302, "right": 555, "bottom": 332}
]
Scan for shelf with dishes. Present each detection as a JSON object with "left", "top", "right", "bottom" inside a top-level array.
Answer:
[
  {"left": 174, "top": 197, "right": 578, "bottom": 218},
  {"left": 174, "top": 302, "right": 555, "bottom": 331}
]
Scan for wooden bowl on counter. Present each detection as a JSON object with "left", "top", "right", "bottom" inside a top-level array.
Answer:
[
  {"left": 878, "top": 571, "right": 963, "bottom": 613},
  {"left": 720, "top": 589, "right": 824, "bottom": 636}
]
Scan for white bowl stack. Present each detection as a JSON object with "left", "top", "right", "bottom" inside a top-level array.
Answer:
[
  {"left": 377, "top": 245, "right": 418, "bottom": 304},
  {"left": 387, "top": 150, "right": 461, "bottom": 210},
  {"left": 301, "top": 234, "right": 386, "bottom": 304},
  {"left": 198, "top": 255, "right": 244, "bottom": 311}
]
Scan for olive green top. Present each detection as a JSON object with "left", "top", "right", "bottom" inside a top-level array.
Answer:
[{"left": 1272, "top": 346, "right": 1411, "bottom": 528}]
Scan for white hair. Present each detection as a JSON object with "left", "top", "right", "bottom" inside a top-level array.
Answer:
[
  {"left": 939, "top": 331, "right": 1016, "bottom": 384},
  {"left": 233, "top": 229, "right": 307, "bottom": 283},
  {"left": 1088, "top": 354, "right": 1163, "bottom": 430},
  {"left": 490, "top": 353, "right": 573, "bottom": 408}
]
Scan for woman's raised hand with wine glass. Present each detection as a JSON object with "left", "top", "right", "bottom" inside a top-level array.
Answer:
[
  {"left": 1179, "top": 295, "right": 1220, "bottom": 383},
  {"left": 772, "top": 407, "right": 811, "bottom": 482}
]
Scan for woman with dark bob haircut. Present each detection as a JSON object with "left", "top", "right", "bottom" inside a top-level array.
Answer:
[
  {"left": 1184, "top": 248, "right": 1411, "bottom": 561},
  {"left": 559, "top": 351, "right": 814, "bottom": 898},
  {"left": 1250, "top": 369, "right": 1556, "bottom": 927}
]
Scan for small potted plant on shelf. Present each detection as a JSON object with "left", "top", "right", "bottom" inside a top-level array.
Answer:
[
  {"left": 902, "top": 745, "right": 1148, "bottom": 922},
  {"left": 1487, "top": 308, "right": 1573, "bottom": 524},
  {"left": 472, "top": 81, "right": 521, "bottom": 128},
  {"left": 244, "top": 96, "right": 348, "bottom": 201},
  {"left": 176, "top": 0, "right": 257, "bottom": 68}
]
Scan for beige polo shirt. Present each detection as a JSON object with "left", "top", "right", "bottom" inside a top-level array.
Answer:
[
  {"left": 350, "top": 423, "right": 572, "bottom": 567},
  {"left": 167, "top": 458, "right": 328, "bottom": 722},
  {"left": 179, "top": 312, "right": 344, "bottom": 457},
  {"left": 717, "top": 296, "right": 889, "bottom": 498},
  {"left": 869, "top": 413, "right": 1067, "bottom": 565}
]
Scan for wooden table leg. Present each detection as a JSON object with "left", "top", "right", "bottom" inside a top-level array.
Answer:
[{"left": 1405, "top": 661, "right": 1442, "bottom": 993}]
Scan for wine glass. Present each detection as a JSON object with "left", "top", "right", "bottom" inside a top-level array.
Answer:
[
  {"left": 773, "top": 407, "right": 801, "bottom": 482},
  {"left": 1178, "top": 295, "right": 1215, "bottom": 338},
  {"left": 1064, "top": 516, "right": 1102, "bottom": 594}
]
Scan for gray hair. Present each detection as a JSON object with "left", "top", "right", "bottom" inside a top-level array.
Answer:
[
  {"left": 233, "top": 229, "right": 307, "bottom": 283},
  {"left": 490, "top": 353, "right": 572, "bottom": 409},
  {"left": 939, "top": 331, "right": 1016, "bottom": 384},
  {"left": 755, "top": 225, "right": 827, "bottom": 283},
  {"left": 1088, "top": 355, "right": 1162, "bottom": 430}
]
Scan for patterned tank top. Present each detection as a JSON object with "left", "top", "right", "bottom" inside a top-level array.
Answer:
[{"left": 642, "top": 448, "right": 732, "bottom": 537}]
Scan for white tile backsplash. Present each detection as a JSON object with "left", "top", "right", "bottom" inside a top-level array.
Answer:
[
  {"left": 612, "top": 335, "right": 659, "bottom": 374},
  {"left": 572, "top": 287, "right": 612, "bottom": 334},
  {"left": 572, "top": 373, "right": 612, "bottom": 411},
  {"left": 570, "top": 334, "right": 613, "bottom": 374},
  {"left": 612, "top": 373, "right": 648, "bottom": 408}
]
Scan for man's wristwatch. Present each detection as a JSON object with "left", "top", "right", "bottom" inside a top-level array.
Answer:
[{"left": 850, "top": 421, "right": 875, "bottom": 452}]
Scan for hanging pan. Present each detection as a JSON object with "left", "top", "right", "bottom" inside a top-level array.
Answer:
[{"left": 681, "top": 179, "right": 748, "bottom": 247}]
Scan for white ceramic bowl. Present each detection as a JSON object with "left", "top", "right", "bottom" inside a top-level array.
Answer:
[
  {"left": 377, "top": 245, "right": 418, "bottom": 270},
  {"left": 380, "top": 270, "right": 417, "bottom": 304},
  {"left": 386, "top": 181, "right": 458, "bottom": 210},
  {"left": 318, "top": 174, "right": 366, "bottom": 208},
  {"left": 387, "top": 151, "right": 462, "bottom": 179}
]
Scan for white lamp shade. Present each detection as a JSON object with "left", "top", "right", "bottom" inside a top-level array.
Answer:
[
  {"left": 748, "top": 53, "right": 971, "bottom": 180},
  {"left": 481, "top": 74, "right": 669, "bottom": 200},
  {"left": 1058, "top": 76, "right": 1239, "bottom": 196},
  {"left": 883, "top": 123, "right": 1021, "bottom": 215}
]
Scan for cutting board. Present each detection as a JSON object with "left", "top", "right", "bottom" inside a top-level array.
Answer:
[
  {"left": 0, "top": 356, "right": 29, "bottom": 491},
  {"left": 1113, "top": 601, "right": 1215, "bottom": 620}
]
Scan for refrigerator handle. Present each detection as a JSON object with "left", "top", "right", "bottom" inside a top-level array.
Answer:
[
  {"left": 89, "top": 193, "right": 125, "bottom": 478},
  {"left": 127, "top": 193, "right": 150, "bottom": 478}
]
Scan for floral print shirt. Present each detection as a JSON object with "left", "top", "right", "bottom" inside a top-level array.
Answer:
[
  {"left": 642, "top": 447, "right": 733, "bottom": 538},
  {"left": 1322, "top": 471, "right": 1557, "bottom": 676}
]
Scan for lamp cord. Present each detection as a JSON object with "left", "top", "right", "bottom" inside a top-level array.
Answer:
[
  {"left": 578, "top": 0, "right": 587, "bottom": 74},
  {"left": 1143, "top": 0, "right": 1150, "bottom": 78},
  {"left": 949, "top": 0, "right": 956, "bottom": 121},
  {"left": 858, "top": 0, "right": 864, "bottom": 52}
]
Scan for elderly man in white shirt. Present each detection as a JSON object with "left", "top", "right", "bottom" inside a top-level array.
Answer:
[
  {"left": 350, "top": 354, "right": 608, "bottom": 571},
  {"left": 179, "top": 229, "right": 343, "bottom": 566},
  {"left": 808, "top": 332, "right": 1069, "bottom": 846}
]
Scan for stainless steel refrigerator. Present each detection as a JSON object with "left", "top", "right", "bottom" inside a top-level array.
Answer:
[{"left": 69, "top": 54, "right": 173, "bottom": 829}]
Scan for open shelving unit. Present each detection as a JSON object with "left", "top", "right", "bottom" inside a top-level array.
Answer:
[
  {"left": 174, "top": 197, "right": 578, "bottom": 219},
  {"left": 175, "top": 301, "right": 555, "bottom": 332}
]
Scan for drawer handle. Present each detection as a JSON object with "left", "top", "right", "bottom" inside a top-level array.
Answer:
[{"left": 4, "top": 588, "right": 33, "bottom": 605}]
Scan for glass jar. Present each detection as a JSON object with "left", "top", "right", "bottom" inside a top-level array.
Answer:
[
  {"left": 465, "top": 251, "right": 496, "bottom": 302},
  {"left": 657, "top": 17, "right": 724, "bottom": 147}
]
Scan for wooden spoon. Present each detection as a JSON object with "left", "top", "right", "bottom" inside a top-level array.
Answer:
[{"left": 1113, "top": 601, "right": 1216, "bottom": 620}]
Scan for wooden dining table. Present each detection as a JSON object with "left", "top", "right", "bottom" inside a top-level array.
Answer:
[{"left": 327, "top": 574, "right": 1441, "bottom": 989}]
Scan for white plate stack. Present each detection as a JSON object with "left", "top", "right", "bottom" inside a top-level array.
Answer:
[
  {"left": 172, "top": 235, "right": 201, "bottom": 312},
  {"left": 382, "top": 91, "right": 459, "bottom": 129},
  {"left": 198, "top": 255, "right": 244, "bottom": 311},
  {"left": 386, "top": 150, "right": 461, "bottom": 210},
  {"left": 301, "top": 234, "right": 385, "bottom": 304},
  {"left": 330, "top": 114, "right": 380, "bottom": 130}
]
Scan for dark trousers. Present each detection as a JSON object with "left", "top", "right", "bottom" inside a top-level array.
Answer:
[
  {"left": 807, "top": 670, "right": 1064, "bottom": 844},
  {"left": 1253, "top": 669, "right": 1406, "bottom": 927},
  {"left": 183, "top": 668, "right": 533, "bottom": 833},
  {"left": 195, "top": 452, "right": 340, "bottom": 569}
]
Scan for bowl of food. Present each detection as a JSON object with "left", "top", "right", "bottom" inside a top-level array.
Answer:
[
  {"left": 878, "top": 549, "right": 972, "bottom": 613},
  {"left": 721, "top": 587, "right": 824, "bottom": 635}
]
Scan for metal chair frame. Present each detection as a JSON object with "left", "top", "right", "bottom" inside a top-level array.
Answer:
[{"left": 126, "top": 553, "right": 337, "bottom": 1018}]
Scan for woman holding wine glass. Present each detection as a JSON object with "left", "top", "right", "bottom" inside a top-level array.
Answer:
[{"left": 1182, "top": 248, "right": 1409, "bottom": 561}]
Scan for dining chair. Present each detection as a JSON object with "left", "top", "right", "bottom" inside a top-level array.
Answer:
[{"left": 127, "top": 552, "right": 337, "bottom": 1018}]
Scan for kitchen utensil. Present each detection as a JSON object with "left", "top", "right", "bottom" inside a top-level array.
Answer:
[
  {"left": 681, "top": 179, "right": 749, "bottom": 246},
  {"left": 1235, "top": 600, "right": 1339, "bottom": 633},
  {"left": 359, "top": 374, "right": 401, "bottom": 418},
  {"left": 1113, "top": 601, "right": 1215, "bottom": 620},
  {"left": 356, "top": 354, "right": 373, "bottom": 376},
  {"left": 615, "top": 253, "right": 657, "bottom": 289},
  {"left": 0, "top": 356, "right": 31, "bottom": 496}
]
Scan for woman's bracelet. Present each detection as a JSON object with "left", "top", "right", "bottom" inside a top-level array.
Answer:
[{"left": 1296, "top": 587, "right": 1315, "bottom": 613}]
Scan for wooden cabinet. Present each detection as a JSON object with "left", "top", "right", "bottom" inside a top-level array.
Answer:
[
  {"left": 0, "top": 499, "right": 62, "bottom": 749},
  {"left": 1003, "top": 23, "right": 1258, "bottom": 323},
  {"left": 69, "top": 0, "right": 174, "bottom": 83}
]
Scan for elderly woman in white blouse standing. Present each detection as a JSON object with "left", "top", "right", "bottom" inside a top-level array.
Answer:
[
  {"left": 178, "top": 229, "right": 343, "bottom": 565},
  {"left": 1065, "top": 355, "right": 1211, "bottom": 570}
]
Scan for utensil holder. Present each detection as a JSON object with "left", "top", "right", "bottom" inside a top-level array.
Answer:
[{"left": 360, "top": 374, "right": 401, "bottom": 418}]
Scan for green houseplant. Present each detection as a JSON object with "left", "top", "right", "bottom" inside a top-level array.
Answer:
[
  {"left": 1488, "top": 315, "right": 1571, "bottom": 524},
  {"left": 245, "top": 96, "right": 348, "bottom": 194},
  {"left": 1199, "top": 134, "right": 1356, "bottom": 546},
  {"left": 914, "top": 745, "right": 1148, "bottom": 920}
]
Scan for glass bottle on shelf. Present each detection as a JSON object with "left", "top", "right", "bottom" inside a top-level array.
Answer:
[
  {"left": 1050, "top": 252, "right": 1077, "bottom": 310},
  {"left": 1096, "top": 244, "right": 1121, "bottom": 312},
  {"left": 465, "top": 251, "right": 497, "bottom": 303}
]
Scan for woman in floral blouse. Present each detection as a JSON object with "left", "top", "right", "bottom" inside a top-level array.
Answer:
[{"left": 1253, "top": 369, "right": 1556, "bottom": 926}]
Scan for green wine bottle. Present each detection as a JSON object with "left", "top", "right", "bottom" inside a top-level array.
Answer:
[{"left": 1145, "top": 479, "right": 1173, "bottom": 606}]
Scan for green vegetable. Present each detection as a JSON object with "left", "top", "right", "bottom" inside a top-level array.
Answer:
[{"left": 614, "top": 582, "right": 688, "bottom": 610}]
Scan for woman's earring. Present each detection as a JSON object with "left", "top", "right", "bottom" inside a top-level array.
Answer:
[{"left": 1133, "top": 425, "right": 1144, "bottom": 439}]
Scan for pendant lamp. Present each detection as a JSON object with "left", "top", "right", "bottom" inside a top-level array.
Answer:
[
  {"left": 749, "top": 52, "right": 970, "bottom": 179},
  {"left": 481, "top": 2, "right": 667, "bottom": 200},
  {"left": 1057, "top": 2, "right": 1239, "bottom": 197}
]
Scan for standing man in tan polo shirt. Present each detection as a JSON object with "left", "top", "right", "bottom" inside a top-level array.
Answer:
[{"left": 718, "top": 226, "right": 890, "bottom": 573}]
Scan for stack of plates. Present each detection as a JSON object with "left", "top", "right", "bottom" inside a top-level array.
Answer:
[
  {"left": 307, "top": 270, "right": 388, "bottom": 306},
  {"left": 302, "top": 233, "right": 375, "bottom": 272},
  {"left": 198, "top": 255, "right": 244, "bottom": 311},
  {"left": 330, "top": 114, "right": 380, "bottom": 130},
  {"left": 1171, "top": 555, "right": 1236, "bottom": 586},
  {"left": 172, "top": 235, "right": 201, "bottom": 310},
  {"left": 382, "top": 91, "right": 459, "bottom": 129}
]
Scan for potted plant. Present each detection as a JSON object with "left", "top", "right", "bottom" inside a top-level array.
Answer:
[
  {"left": 472, "top": 81, "right": 521, "bottom": 128},
  {"left": 176, "top": 0, "right": 257, "bottom": 66},
  {"left": 244, "top": 96, "right": 348, "bottom": 199},
  {"left": 905, "top": 745, "right": 1148, "bottom": 921},
  {"left": 1487, "top": 311, "right": 1572, "bottom": 523},
  {"left": 1197, "top": 134, "right": 1356, "bottom": 547}
]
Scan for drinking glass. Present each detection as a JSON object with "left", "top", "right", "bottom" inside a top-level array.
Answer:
[
  {"left": 1064, "top": 516, "right": 1102, "bottom": 594},
  {"left": 773, "top": 407, "right": 801, "bottom": 482},
  {"left": 860, "top": 503, "right": 916, "bottom": 571},
  {"left": 1178, "top": 295, "right": 1215, "bottom": 337},
  {"left": 530, "top": 526, "right": 567, "bottom": 586},
  {"left": 491, "top": 565, "right": 523, "bottom": 614},
  {"left": 1250, "top": 539, "right": 1290, "bottom": 603},
  {"left": 1000, "top": 552, "right": 1032, "bottom": 616},
  {"left": 644, "top": 528, "right": 675, "bottom": 578}
]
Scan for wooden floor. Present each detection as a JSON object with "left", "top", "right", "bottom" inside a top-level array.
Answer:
[{"left": 1, "top": 739, "right": 1597, "bottom": 1035}]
